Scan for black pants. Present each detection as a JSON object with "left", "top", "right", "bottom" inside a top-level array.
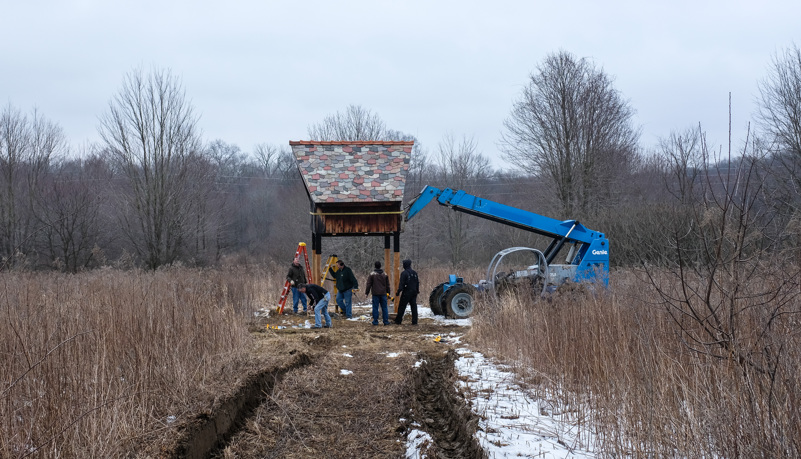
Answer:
[{"left": 395, "top": 294, "right": 418, "bottom": 324}]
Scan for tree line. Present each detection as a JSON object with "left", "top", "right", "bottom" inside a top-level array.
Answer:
[{"left": 1, "top": 46, "right": 799, "bottom": 273}]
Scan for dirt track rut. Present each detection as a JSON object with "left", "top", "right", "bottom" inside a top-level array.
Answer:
[
  {"left": 411, "top": 349, "right": 485, "bottom": 458},
  {"left": 166, "top": 314, "right": 486, "bottom": 458}
]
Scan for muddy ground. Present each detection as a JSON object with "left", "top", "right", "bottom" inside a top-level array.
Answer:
[{"left": 165, "top": 305, "right": 485, "bottom": 459}]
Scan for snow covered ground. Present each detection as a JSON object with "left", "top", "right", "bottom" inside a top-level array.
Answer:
[
  {"left": 453, "top": 343, "right": 596, "bottom": 458},
  {"left": 405, "top": 307, "right": 597, "bottom": 458}
]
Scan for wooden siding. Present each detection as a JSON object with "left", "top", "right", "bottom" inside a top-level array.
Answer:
[{"left": 313, "top": 202, "right": 401, "bottom": 235}]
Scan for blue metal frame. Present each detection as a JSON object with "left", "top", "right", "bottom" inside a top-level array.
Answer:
[{"left": 405, "top": 186, "right": 610, "bottom": 286}]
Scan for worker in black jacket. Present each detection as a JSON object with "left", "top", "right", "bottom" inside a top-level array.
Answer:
[
  {"left": 286, "top": 257, "right": 308, "bottom": 314},
  {"left": 298, "top": 283, "right": 332, "bottom": 329},
  {"left": 328, "top": 259, "right": 358, "bottom": 319},
  {"left": 394, "top": 259, "right": 420, "bottom": 325}
]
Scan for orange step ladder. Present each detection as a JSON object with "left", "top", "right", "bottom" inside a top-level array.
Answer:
[
  {"left": 318, "top": 254, "right": 343, "bottom": 313},
  {"left": 276, "top": 243, "right": 313, "bottom": 314},
  {"left": 319, "top": 254, "right": 338, "bottom": 287}
]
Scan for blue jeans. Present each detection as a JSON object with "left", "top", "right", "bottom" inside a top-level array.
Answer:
[
  {"left": 292, "top": 287, "right": 307, "bottom": 313},
  {"left": 336, "top": 289, "right": 353, "bottom": 318},
  {"left": 314, "top": 292, "right": 332, "bottom": 328},
  {"left": 371, "top": 295, "right": 389, "bottom": 325}
]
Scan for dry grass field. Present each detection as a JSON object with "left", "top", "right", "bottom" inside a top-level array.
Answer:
[
  {"left": 2, "top": 263, "right": 799, "bottom": 457},
  {"left": 0, "top": 267, "right": 276, "bottom": 457},
  {"left": 470, "top": 268, "right": 801, "bottom": 457}
]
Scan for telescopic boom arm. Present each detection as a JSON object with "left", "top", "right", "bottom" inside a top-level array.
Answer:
[{"left": 404, "top": 185, "right": 609, "bottom": 286}]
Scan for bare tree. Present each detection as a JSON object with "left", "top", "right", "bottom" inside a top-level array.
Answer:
[
  {"left": 659, "top": 125, "right": 705, "bottom": 204},
  {"left": 501, "top": 51, "right": 639, "bottom": 218},
  {"left": 402, "top": 144, "right": 435, "bottom": 263},
  {"left": 35, "top": 150, "right": 112, "bottom": 272},
  {"left": 645, "top": 115, "right": 801, "bottom": 455},
  {"left": 590, "top": 150, "right": 676, "bottom": 266},
  {"left": 98, "top": 67, "right": 211, "bottom": 269},
  {"left": 252, "top": 143, "right": 298, "bottom": 180},
  {"left": 207, "top": 139, "right": 245, "bottom": 179},
  {"left": 307, "top": 104, "right": 387, "bottom": 141},
  {"left": 307, "top": 104, "right": 419, "bottom": 147},
  {"left": 755, "top": 44, "right": 801, "bottom": 252},
  {"left": 757, "top": 43, "right": 801, "bottom": 158},
  {"left": 435, "top": 133, "right": 492, "bottom": 266},
  {"left": 253, "top": 143, "right": 280, "bottom": 176},
  {"left": 0, "top": 104, "right": 65, "bottom": 267}
]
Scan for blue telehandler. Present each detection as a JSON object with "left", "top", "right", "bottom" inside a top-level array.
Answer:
[{"left": 404, "top": 186, "right": 610, "bottom": 318}]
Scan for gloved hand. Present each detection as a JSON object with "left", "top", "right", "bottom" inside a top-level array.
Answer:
[{"left": 290, "top": 280, "right": 295, "bottom": 286}]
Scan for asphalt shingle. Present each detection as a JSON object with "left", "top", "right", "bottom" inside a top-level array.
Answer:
[{"left": 291, "top": 141, "right": 413, "bottom": 203}]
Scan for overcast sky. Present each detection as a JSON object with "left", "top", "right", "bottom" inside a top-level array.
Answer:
[{"left": 2, "top": 0, "right": 799, "bottom": 168}]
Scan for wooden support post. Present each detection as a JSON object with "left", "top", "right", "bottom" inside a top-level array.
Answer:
[
  {"left": 310, "top": 233, "right": 316, "bottom": 284},
  {"left": 312, "top": 232, "right": 321, "bottom": 285},
  {"left": 393, "top": 232, "right": 401, "bottom": 313},
  {"left": 383, "top": 234, "right": 391, "bottom": 287}
]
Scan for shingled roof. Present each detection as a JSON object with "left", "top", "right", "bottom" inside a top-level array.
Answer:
[{"left": 291, "top": 141, "right": 413, "bottom": 203}]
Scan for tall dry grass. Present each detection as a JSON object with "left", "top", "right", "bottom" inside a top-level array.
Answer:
[
  {"left": 469, "top": 268, "right": 801, "bottom": 457},
  {"left": 0, "top": 266, "right": 280, "bottom": 458}
]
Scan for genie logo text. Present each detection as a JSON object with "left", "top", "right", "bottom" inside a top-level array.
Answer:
[{"left": 592, "top": 249, "right": 608, "bottom": 256}]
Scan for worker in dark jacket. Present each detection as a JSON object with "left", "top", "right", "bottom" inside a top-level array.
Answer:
[
  {"left": 365, "top": 261, "right": 390, "bottom": 325},
  {"left": 286, "top": 257, "right": 308, "bottom": 314},
  {"left": 298, "top": 283, "right": 331, "bottom": 329},
  {"left": 328, "top": 259, "right": 358, "bottom": 319},
  {"left": 394, "top": 259, "right": 420, "bottom": 325}
]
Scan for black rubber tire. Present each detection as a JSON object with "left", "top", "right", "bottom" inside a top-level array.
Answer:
[
  {"left": 444, "top": 284, "right": 475, "bottom": 319},
  {"left": 428, "top": 282, "right": 447, "bottom": 316}
]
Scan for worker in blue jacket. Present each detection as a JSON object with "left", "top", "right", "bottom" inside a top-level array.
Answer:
[
  {"left": 328, "top": 259, "right": 358, "bottom": 319},
  {"left": 298, "top": 283, "right": 332, "bottom": 329}
]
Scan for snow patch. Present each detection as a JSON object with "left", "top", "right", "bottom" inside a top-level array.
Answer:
[
  {"left": 405, "top": 426, "right": 433, "bottom": 458},
  {"left": 418, "top": 306, "right": 472, "bottom": 326},
  {"left": 403, "top": 332, "right": 596, "bottom": 458},
  {"left": 455, "top": 348, "right": 596, "bottom": 458}
]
